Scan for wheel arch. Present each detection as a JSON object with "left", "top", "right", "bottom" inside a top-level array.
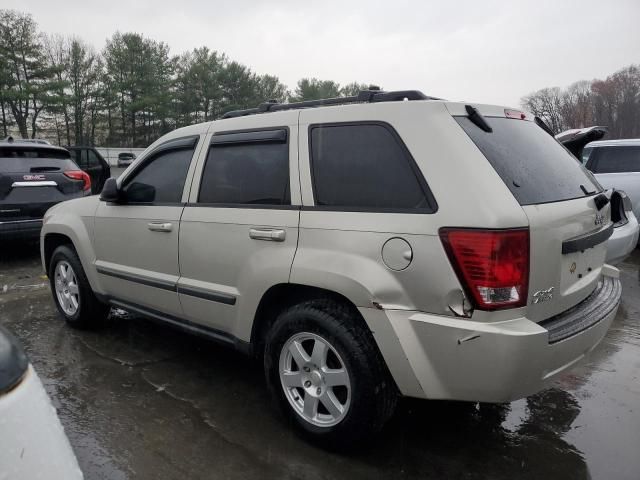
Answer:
[
  {"left": 41, "top": 222, "right": 103, "bottom": 294},
  {"left": 250, "top": 283, "right": 372, "bottom": 359}
]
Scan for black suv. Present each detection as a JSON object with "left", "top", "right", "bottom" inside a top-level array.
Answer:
[
  {"left": 66, "top": 146, "right": 111, "bottom": 194},
  {"left": 0, "top": 139, "right": 92, "bottom": 240}
]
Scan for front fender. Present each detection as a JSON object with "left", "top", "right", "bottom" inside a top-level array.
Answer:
[{"left": 40, "top": 198, "right": 104, "bottom": 294}]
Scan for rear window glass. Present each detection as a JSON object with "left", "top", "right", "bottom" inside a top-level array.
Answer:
[
  {"left": 455, "top": 117, "right": 602, "bottom": 205},
  {"left": 0, "top": 147, "right": 70, "bottom": 159},
  {"left": 0, "top": 147, "right": 75, "bottom": 172},
  {"left": 587, "top": 146, "right": 640, "bottom": 174}
]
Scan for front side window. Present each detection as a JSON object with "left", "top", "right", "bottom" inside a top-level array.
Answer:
[
  {"left": 198, "top": 135, "right": 290, "bottom": 205},
  {"left": 588, "top": 146, "right": 640, "bottom": 174},
  {"left": 123, "top": 146, "right": 194, "bottom": 203},
  {"left": 309, "top": 123, "right": 433, "bottom": 211}
]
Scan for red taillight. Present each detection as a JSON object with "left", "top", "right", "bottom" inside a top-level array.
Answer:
[
  {"left": 64, "top": 170, "right": 91, "bottom": 191},
  {"left": 440, "top": 228, "right": 529, "bottom": 310}
]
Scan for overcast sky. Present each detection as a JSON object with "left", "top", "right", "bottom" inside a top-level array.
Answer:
[{"left": 6, "top": 0, "right": 640, "bottom": 107}]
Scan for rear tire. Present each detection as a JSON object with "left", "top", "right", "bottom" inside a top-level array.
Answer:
[
  {"left": 49, "top": 245, "right": 109, "bottom": 329},
  {"left": 264, "top": 299, "right": 397, "bottom": 449}
]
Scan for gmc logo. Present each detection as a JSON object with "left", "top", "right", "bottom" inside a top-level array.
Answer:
[{"left": 23, "top": 174, "right": 46, "bottom": 181}]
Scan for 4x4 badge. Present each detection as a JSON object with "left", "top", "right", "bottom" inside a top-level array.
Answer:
[
  {"left": 533, "top": 287, "right": 554, "bottom": 304},
  {"left": 594, "top": 213, "right": 604, "bottom": 226}
]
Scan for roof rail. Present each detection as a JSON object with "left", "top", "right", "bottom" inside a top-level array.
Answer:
[{"left": 221, "top": 88, "right": 441, "bottom": 119}]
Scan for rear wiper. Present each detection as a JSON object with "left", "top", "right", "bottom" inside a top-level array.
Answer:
[
  {"left": 465, "top": 105, "right": 492, "bottom": 133},
  {"left": 580, "top": 184, "right": 596, "bottom": 196}
]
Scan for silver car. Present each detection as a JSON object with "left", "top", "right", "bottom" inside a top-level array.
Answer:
[
  {"left": 557, "top": 127, "right": 639, "bottom": 263},
  {"left": 41, "top": 89, "right": 622, "bottom": 447}
]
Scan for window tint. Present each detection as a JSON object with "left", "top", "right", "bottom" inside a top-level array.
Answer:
[
  {"left": 0, "top": 147, "right": 76, "bottom": 172},
  {"left": 588, "top": 146, "right": 640, "bottom": 174},
  {"left": 581, "top": 147, "right": 593, "bottom": 165},
  {"left": 87, "top": 150, "right": 101, "bottom": 167},
  {"left": 455, "top": 117, "right": 602, "bottom": 205},
  {"left": 309, "top": 123, "right": 431, "bottom": 210},
  {"left": 123, "top": 147, "right": 194, "bottom": 203},
  {"left": 198, "top": 141, "right": 290, "bottom": 205}
]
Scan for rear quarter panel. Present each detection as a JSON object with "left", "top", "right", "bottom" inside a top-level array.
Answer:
[{"left": 294, "top": 101, "right": 529, "bottom": 315}]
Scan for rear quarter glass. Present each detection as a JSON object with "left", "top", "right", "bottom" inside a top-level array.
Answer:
[{"left": 455, "top": 117, "right": 602, "bottom": 205}]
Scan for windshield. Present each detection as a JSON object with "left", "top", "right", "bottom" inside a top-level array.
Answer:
[{"left": 455, "top": 117, "right": 603, "bottom": 205}]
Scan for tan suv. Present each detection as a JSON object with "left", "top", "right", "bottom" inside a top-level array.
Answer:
[{"left": 41, "top": 89, "right": 622, "bottom": 447}]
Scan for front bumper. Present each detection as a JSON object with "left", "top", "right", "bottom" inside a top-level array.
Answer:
[
  {"left": 368, "top": 273, "right": 621, "bottom": 403},
  {"left": 0, "top": 219, "right": 43, "bottom": 240}
]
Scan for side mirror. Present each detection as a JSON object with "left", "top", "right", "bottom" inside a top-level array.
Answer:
[{"left": 100, "top": 178, "right": 120, "bottom": 202}]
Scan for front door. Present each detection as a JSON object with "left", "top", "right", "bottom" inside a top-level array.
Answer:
[
  {"left": 94, "top": 136, "right": 200, "bottom": 317},
  {"left": 178, "top": 114, "right": 300, "bottom": 340}
]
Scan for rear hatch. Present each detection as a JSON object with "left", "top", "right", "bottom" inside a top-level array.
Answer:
[
  {"left": 555, "top": 126, "right": 607, "bottom": 160},
  {"left": 450, "top": 105, "right": 611, "bottom": 321},
  {"left": 0, "top": 145, "right": 87, "bottom": 222}
]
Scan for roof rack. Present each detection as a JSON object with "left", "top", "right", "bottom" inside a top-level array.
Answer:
[{"left": 221, "top": 88, "right": 441, "bottom": 119}]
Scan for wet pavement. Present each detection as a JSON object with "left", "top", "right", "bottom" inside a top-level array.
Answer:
[{"left": 0, "top": 242, "right": 638, "bottom": 480}]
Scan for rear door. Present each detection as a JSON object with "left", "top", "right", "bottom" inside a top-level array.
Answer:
[
  {"left": 85, "top": 149, "right": 109, "bottom": 193},
  {"left": 0, "top": 146, "right": 87, "bottom": 224},
  {"left": 69, "top": 148, "right": 109, "bottom": 194},
  {"left": 452, "top": 107, "right": 611, "bottom": 321},
  {"left": 178, "top": 113, "right": 300, "bottom": 338}
]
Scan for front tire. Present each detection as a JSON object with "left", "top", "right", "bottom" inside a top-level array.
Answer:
[
  {"left": 49, "top": 245, "right": 109, "bottom": 329},
  {"left": 264, "top": 299, "right": 397, "bottom": 448}
]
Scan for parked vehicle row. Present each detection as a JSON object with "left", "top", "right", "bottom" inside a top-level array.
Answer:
[{"left": 41, "top": 89, "right": 623, "bottom": 447}]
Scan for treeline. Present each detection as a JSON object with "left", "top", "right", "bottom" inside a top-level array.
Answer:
[
  {"left": 0, "top": 10, "right": 370, "bottom": 147},
  {"left": 521, "top": 64, "right": 640, "bottom": 138}
]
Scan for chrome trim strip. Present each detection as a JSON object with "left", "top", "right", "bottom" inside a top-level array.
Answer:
[{"left": 11, "top": 181, "right": 57, "bottom": 187}]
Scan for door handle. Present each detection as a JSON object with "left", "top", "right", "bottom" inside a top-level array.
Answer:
[
  {"left": 148, "top": 222, "right": 173, "bottom": 232},
  {"left": 249, "top": 228, "right": 286, "bottom": 242}
]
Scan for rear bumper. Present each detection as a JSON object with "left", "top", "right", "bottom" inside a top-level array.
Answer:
[
  {"left": 369, "top": 273, "right": 621, "bottom": 403},
  {"left": 0, "top": 219, "right": 43, "bottom": 240},
  {"left": 606, "top": 213, "right": 639, "bottom": 264}
]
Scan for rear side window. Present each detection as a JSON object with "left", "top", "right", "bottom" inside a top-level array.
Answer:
[
  {"left": 199, "top": 134, "right": 290, "bottom": 205},
  {"left": 587, "top": 146, "right": 640, "bottom": 174},
  {"left": 455, "top": 117, "right": 602, "bottom": 205},
  {"left": 309, "top": 123, "right": 434, "bottom": 211},
  {"left": 123, "top": 146, "right": 194, "bottom": 203}
]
